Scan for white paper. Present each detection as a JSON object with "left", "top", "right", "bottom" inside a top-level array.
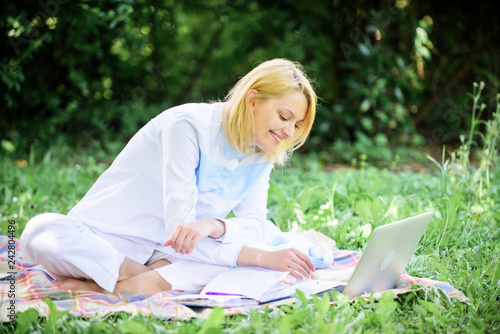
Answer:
[
  {"left": 201, "top": 267, "right": 288, "bottom": 300},
  {"left": 170, "top": 293, "right": 241, "bottom": 302}
]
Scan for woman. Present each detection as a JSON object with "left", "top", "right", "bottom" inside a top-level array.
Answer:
[{"left": 20, "top": 58, "right": 319, "bottom": 294}]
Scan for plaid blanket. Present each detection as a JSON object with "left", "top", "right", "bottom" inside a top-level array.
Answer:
[{"left": 0, "top": 231, "right": 468, "bottom": 322}]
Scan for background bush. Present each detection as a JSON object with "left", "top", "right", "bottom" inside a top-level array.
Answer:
[{"left": 1, "top": 0, "right": 499, "bottom": 162}]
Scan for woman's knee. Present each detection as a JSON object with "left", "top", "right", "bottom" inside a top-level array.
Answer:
[{"left": 20, "top": 213, "right": 68, "bottom": 262}]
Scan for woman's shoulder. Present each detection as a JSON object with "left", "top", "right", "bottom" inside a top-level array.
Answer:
[{"left": 153, "top": 102, "right": 224, "bottom": 125}]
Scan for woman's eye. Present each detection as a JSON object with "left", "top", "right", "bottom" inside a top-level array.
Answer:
[
  {"left": 279, "top": 114, "right": 287, "bottom": 121},
  {"left": 295, "top": 124, "right": 299, "bottom": 130}
]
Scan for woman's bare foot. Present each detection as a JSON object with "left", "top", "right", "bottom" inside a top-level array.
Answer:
[
  {"left": 115, "top": 270, "right": 172, "bottom": 294},
  {"left": 51, "top": 278, "right": 105, "bottom": 293},
  {"left": 118, "top": 257, "right": 151, "bottom": 281},
  {"left": 49, "top": 257, "right": 172, "bottom": 294},
  {"left": 51, "top": 271, "right": 171, "bottom": 294}
]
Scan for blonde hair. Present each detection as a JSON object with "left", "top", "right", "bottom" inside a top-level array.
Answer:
[{"left": 223, "top": 58, "right": 317, "bottom": 165}]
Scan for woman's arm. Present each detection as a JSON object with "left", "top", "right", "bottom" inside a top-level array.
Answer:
[
  {"left": 164, "top": 217, "right": 315, "bottom": 279},
  {"left": 236, "top": 246, "right": 315, "bottom": 279},
  {"left": 159, "top": 113, "right": 201, "bottom": 241},
  {"left": 164, "top": 218, "right": 225, "bottom": 254},
  {"left": 167, "top": 226, "right": 315, "bottom": 279}
]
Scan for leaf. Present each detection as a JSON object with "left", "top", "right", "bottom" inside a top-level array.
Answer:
[
  {"left": 294, "top": 289, "right": 308, "bottom": 308},
  {"left": 14, "top": 309, "right": 39, "bottom": 334},
  {"left": 299, "top": 185, "right": 321, "bottom": 211},
  {"left": 419, "top": 47, "right": 431, "bottom": 60},
  {"left": 331, "top": 290, "right": 350, "bottom": 308},
  {"left": 278, "top": 315, "right": 293, "bottom": 334},
  {"left": 311, "top": 293, "right": 330, "bottom": 317},
  {"left": 376, "top": 292, "right": 398, "bottom": 316},
  {"left": 1, "top": 140, "right": 15, "bottom": 153},
  {"left": 418, "top": 299, "right": 442, "bottom": 315},
  {"left": 358, "top": 43, "right": 370, "bottom": 56},
  {"left": 43, "top": 297, "right": 67, "bottom": 334},
  {"left": 361, "top": 118, "right": 373, "bottom": 132},
  {"left": 483, "top": 253, "right": 500, "bottom": 285},
  {"left": 360, "top": 99, "right": 371, "bottom": 112},
  {"left": 320, "top": 290, "right": 331, "bottom": 315},
  {"left": 431, "top": 260, "right": 450, "bottom": 280},
  {"left": 425, "top": 154, "right": 443, "bottom": 172},
  {"left": 416, "top": 27, "right": 429, "bottom": 43},
  {"left": 199, "top": 307, "right": 224, "bottom": 334}
]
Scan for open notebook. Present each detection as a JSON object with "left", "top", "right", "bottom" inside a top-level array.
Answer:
[{"left": 167, "top": 272, "right": 341, "bottom": 308}]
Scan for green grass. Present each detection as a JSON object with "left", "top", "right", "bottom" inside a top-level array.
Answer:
[{"left": 1, "top": 139, "right": 499, "bottom": 333}]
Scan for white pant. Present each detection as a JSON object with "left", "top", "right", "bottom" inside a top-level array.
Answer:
[{"left": 20, "top": 213, "right": 232, "bottom": 292}]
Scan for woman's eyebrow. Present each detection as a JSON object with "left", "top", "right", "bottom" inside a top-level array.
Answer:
[{"left": 279, "top": 107, "right": 304, "bottom": 122}]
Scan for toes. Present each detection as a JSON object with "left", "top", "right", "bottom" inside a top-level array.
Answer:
[{"left": 50, "top": 282, "right": 63, "bottom": 289}]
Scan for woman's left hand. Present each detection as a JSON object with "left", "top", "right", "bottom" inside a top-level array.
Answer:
[
  {"left": 164, "top": 219, "right": 225, "bottom": 254},
  {"left": 236, "top": 246, "right": 315, "bottom": 279}
]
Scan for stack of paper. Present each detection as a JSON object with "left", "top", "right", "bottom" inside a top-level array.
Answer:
[
  {"left": 168, "top": 293, "right": 259, "bottom": 308},
  {"left": 201, "top": 267, "right": 289, "bottom": 300},
  {"left": 167, "top": 266, "right": 346, "bottom": 308}
]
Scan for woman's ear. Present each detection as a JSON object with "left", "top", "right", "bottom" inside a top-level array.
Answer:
[{"left": 245, "top": 89, "right": 258, "bottom": 111}]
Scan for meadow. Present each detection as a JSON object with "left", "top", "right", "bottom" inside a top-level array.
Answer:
[
  {"left": 1, "top": 135, "right": 499, "bottom": 333},
  {"left": 1, "top": 87, "right": 499, "bottom": 333}
]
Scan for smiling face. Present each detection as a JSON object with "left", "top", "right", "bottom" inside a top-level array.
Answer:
[{"left": 248, "top": 89, "right": 308, "bottom": 154}]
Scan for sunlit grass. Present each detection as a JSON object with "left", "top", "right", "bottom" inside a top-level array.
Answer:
[{"left": 1, "top": 141, "right": 499, "bottom": 333}]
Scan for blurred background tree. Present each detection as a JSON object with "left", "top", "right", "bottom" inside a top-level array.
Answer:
[{"left": 1, "top": 0, "right": 499, "bottom": 163}]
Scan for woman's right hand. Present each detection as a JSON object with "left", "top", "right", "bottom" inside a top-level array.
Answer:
[
  {"left": 237, "top": 247, "right": 315, "bottom": 280},
  {"left": 164, "top": 219, "right": 226, "bottom": 255}
]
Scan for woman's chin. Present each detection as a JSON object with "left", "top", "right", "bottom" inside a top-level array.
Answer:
[
  {"left": 262, "top": 146, "right": 278, "bottom": 154},
  {"left": 254, "top": 143, "right": 276, "bottom": 154}
]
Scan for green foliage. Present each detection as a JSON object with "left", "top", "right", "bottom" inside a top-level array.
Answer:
[
  {"left": 13, "top": 309, "right": 39, "bottom": 334},
  {"left": 331, "top": 10, "right": 426, "bottom": 144},
  {"left": 198, "top": 308, "right": 225, "bottom": 334},
  {"left": 425, "top": 82, "right": 500, "bottom": 225},
  {"left": 1, "top": 0, "right": 499, "bottom": 160},
  {"left": 43, "top": 297, "right": 70, "bottom": 334}
]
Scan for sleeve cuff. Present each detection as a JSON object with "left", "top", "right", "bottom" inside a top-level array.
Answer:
[
  {"left": 217, "top": 218, "right": 236, "bottom": 243},
  {"left": 216, "top": 242, "right": 244, "bottom": 267},
  {"left": 213, "top": 219, "right": 227, "bottom": 242}
]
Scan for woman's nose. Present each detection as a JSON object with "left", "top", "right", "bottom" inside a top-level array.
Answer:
[{"left": 283, "top": 123, "right": 295, "bottom": 138}]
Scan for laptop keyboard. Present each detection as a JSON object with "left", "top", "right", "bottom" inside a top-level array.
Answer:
[{"left": 315, "top": 285, "right": 346, "bottom": 301}]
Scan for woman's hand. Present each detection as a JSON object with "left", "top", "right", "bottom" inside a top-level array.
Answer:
[
  {"left": 237, "top": 247, "right": 315, "bottom": 280},
  {"left": 164, "top": 219, "right": 225, "bottom": 254}
]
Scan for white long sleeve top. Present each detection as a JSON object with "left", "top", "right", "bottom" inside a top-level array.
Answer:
[{"left": 67, "top": 103, "right": 281, "bottom": 267}]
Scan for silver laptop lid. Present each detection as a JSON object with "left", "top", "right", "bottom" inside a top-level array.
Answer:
[{"left": 343, "top": 211, "right": 433, "bottom": 298}]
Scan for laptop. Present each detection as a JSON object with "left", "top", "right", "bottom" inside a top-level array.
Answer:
[{"left": 315, "top": 211, "right": 434, "bottom": 299}]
